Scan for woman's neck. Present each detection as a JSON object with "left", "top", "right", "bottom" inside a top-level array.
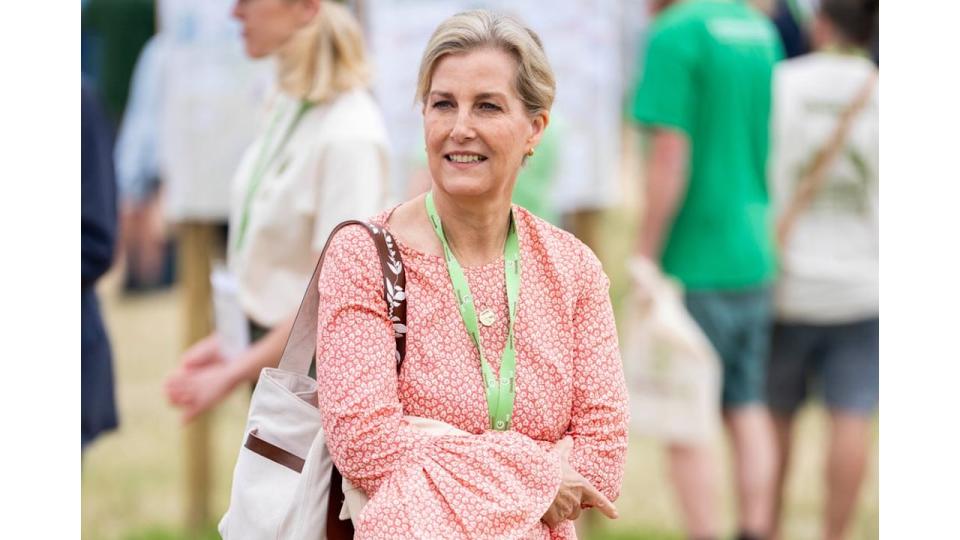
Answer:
[{"left": 431, "top": 191, "right": 513, "bottom": 268}]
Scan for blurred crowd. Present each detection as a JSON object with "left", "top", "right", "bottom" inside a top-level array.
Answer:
[{"left": 81, "top": 0, "right": 878, "bottom": 539}]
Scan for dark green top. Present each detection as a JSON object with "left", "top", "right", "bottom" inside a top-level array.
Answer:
[{"left": 631, "top": 0, "right": 783, "bottom": 290}]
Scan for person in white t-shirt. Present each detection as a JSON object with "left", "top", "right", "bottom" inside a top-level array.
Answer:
[
  {"left": 765, "top": 1, "right": 878, "bottom": 539},
  {"left": 165, "top": 0, "right": 390, "bottom": 422}
]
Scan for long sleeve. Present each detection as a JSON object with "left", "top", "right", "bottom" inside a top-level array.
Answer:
[
  {"left": 315, "top": 226, "right": 564, "bottom": 539},
  {"left": 565, "top": 246, "right": 630, "bottom": 501}
]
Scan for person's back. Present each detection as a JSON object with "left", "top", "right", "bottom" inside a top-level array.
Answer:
[
  {"left": 770, "top": 51, "right": 878, "bottom": 322},
  {"left": 633, "top": 0, "right": 782, "bottom": 289}
]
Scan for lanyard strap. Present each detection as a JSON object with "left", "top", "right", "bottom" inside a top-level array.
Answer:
[
  {"left": 233, "top": 99, "right": 314, "bottom": 252},
  {"left": 424, "top": 192, "right": 520, "bottom": 431}
]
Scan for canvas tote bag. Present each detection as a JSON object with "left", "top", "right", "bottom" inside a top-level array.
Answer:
[
  {"left": 219, "top": 220, "right": 409, "bottom": 540},
  {"left": 621, "top": 256, "right": 722, "bottom": 444}
]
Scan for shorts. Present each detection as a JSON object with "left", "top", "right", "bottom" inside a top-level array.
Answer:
[
  {"left": 766, "top": 317, "right": 879, "bottom": 416},
  {"left": 684, "top": 287, "right": 773, "bottom": 408}
]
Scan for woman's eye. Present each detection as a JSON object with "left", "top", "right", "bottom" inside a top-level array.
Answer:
[
  {"left": 479, "top": 102, "right": 502, "bottom": 112},
  {"left": 432, "top": 100, "right": 453, "bottom": 110}
]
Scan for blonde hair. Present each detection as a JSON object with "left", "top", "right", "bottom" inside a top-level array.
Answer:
[
  {"left": 415, "top": 10, "right": 556, "bottom": 115},
  {"left": 277, "top": 1, "right": 371, "bottom": 103}
]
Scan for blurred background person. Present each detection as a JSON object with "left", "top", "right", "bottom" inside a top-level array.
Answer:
[
  {"left": 82, "top": 79, "right": 120, "bottom": 451},
  {"left": 164, "top": 0, "right": 390, "bottom": 423},
  {"left": 83, "top": 0, "right": 178, "bottom": 293},
  {"left": 629, "top": 1, "right": 784, "bottom": 539},
  {"left": 112, "top": 33, "right": 174, "bottom": 295},
  {"left": 765, "top": 1, "right": 879, "bottom": 539}
]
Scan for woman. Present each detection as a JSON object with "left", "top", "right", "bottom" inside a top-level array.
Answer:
[
  {"left": 165, "top": 0, "right": 390, "bottom": 421},
  {"left": 765, "top": 1, "right": 878, "bottom": 539},
  {"left": 315, "top": 10, "right": 628, "bottom": 538}
]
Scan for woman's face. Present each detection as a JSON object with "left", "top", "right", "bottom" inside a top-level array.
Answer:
[
  {"left": 232, "top": 0, "right": 319, "bottom": 58},
  {"left": 423, "top": 47, "right": 547, "bottom": 202}
]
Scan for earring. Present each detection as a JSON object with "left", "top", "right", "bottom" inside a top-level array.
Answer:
[{"left": 526, "top": 148, "right": 535, "bottom": 157}]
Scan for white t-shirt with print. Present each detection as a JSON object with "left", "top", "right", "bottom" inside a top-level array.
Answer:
[{"left": 769, "top": 52, "right": 879, "bottom": 324}]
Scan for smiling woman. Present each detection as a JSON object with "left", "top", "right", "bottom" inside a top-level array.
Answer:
[{"left": 312, "top": 9, "right": 629, "bottom": 539}]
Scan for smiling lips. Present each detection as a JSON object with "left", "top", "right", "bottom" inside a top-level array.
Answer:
[{"left": 445, "top": 152, "right": 488, "bottom": 164}]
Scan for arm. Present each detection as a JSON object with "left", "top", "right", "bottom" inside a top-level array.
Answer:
[
  {"left": 565, "top": 246, "right": 631, "bottom": 501},
  {"left": 165, "top": 314, "right": 295, "bottom": 423},
  {"left": 316, "top": 227, "right": 565, "bottom": 537},
  {"left": 629, "top": 21, "right": 696, "bottom": 261},
  {"left": 636, "top": 128, "right": 690, "bottom": 260}
]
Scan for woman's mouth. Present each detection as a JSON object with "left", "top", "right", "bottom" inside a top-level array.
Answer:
[{"left": 444, "top": 152, "right": 487, "bottom": 164}]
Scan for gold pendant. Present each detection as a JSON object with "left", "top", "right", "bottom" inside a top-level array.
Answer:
[{"left": 479, "top": 309, "right": 496, "bottom": 327}]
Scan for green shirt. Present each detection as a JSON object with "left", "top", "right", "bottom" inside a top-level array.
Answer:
[{"left": 631, "top": 0, "right": 783, "bottom": 290}]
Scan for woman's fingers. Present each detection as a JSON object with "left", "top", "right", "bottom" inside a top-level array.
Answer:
[{"left": 581, "top": 481, "right": 618, "bottom": 519}]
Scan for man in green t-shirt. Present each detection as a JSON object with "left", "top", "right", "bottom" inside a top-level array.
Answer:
[{"left": 630, "top": 1, "right": 782, "bottom": 539}]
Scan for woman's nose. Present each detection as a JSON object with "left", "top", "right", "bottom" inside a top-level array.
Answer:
[{"left": 449, "top": 110, "right": 476, "bottom": 142}]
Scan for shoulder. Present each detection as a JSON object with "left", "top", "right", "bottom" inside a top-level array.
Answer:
[
  {"left": 643, "top": 4, "right": 709, "bottom": 64},
  {"left": 515, "top": 207, "right": 607, "bottom": 288},
  {"left": 319, "top": 89, "right": 388, "bottom": 143},
  {"left": 318, "top": 221, "right": 384, "bottom": 286},
  {"left": 651, "top": 1, "right": 704, "bottom": 34}
]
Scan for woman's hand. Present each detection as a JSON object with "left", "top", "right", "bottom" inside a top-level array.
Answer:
[
  {"left": 178, "top": 334, "right": 226, "bottom": 371},
  {"left": 541, "top": 437, "right": 619, "bottom": 528},
  {"left": 165, "top": 333, "right": 242, "bottom": 423}
]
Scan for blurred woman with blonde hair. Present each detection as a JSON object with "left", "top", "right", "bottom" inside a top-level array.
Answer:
[{"left": 166, "top": 0, "right": 390, "bottom": 421}]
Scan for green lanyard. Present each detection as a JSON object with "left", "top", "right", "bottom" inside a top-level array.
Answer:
[
  {"left": 233, "top": 99, "right": 314, "bottom": 252},
  {"left": 425, "top": 192, "right": 521, "bottom": 431}
]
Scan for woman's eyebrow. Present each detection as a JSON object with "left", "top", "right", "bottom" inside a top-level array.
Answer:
[
  {"left": 475, "top": 92, "right": 507, "bottom": 101},
  {"left": 428, "top": 91, "right": 508, "bottom": 101}
]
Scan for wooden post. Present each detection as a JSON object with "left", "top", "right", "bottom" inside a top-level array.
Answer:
[{"left": 177, "top": 223, "right": 219, "bottom": 534}]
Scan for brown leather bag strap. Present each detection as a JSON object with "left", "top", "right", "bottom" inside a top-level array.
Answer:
[{"left": 276, "top": 220, "right": 407, "bottom": 375}]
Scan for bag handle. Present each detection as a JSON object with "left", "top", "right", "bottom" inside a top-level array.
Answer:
[
  {"left": 277, "top": 220, "right": 407, "bottom": 376},
  {"left": 777, "top": 70, "right": 878, "bottom": 247}
]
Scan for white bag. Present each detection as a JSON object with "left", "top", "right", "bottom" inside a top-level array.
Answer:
[
  {"left": 621, "top": 257, "right": 722, "bottom": 444},
  {"left": 219, "top": 221, "right": 408, "bottom": 540}
]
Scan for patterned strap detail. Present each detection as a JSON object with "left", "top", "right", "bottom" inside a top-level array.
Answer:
[{"left": 364, "top": 223, "right": 408, "bottom": 370}]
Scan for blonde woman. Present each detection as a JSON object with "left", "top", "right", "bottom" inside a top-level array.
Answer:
[
  {"left": 315, "top": 10, "right": 628, "bottom": 538},
  {"left": 165, "top": 0, "right": 389, "bottom": 421}
]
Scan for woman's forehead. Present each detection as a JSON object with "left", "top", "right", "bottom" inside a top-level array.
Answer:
[{"left": 429, "top": 48, "right": 518, "bottom": 95}]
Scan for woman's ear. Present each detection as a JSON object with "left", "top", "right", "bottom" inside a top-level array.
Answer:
[
  {"left": 297, "top": 0, "right": 322, "bottom": 25},
  {"left": 526, "top": 111, "right": 550, "bottom": 150}
]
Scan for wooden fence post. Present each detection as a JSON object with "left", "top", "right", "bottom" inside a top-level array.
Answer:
[{"left": 177, "top": 223, "right": 219, "bottom": 535}]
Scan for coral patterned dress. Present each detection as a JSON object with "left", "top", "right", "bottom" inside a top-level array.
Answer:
[{"left": 315, "top": 206, "right": 629, "bottom": 539}]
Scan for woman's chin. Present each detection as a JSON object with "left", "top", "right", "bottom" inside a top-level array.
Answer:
[
  {"left": 434, "top": 178, "right": 497, "bottom": 200},
  {"left": 243, "top": 41, "right": 272, "bottom": 59}
]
